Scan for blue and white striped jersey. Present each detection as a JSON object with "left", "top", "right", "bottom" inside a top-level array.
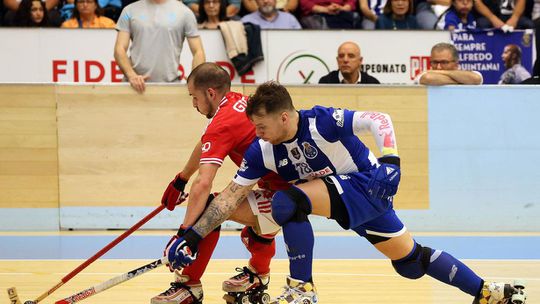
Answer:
[{"left": 233, "top": 106, "right": 391, "bottom": 186}]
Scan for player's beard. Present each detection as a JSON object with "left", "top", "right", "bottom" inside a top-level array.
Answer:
[{"left": 204, "top": 99, "right": 216, "bottom": 119}]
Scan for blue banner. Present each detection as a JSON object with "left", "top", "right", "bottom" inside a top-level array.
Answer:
[{"left": 451, "top": 30, "right": 534, "bottom": 84}]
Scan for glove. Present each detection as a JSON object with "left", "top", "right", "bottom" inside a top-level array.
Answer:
[
  {"left": 163, "top": 225, "right": 188, "bottom": 259},
  {"left": 165, "top": 228, "right": 202, "bottom": 271},
  {"left": 368, "top": 156, "right": 401, "bottom": 201},
  {"left": 162, "top": 173, "right": 189, "bottom": 211}
]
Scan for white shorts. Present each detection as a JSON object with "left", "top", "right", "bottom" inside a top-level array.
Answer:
[{"left": 247, "top": 189, "right": 281, "bottom": 235}]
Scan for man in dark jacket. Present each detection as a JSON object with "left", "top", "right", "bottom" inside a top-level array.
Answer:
[{"left": 319, "top": 41, "right": 380, "bottom": 84}]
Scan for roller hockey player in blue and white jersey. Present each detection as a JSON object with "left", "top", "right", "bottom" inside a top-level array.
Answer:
[{"left": 165, "top": 81, "right": 527, "bottom": 304}]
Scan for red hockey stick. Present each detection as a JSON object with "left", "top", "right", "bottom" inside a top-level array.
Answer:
[{"left": 7, "top": 204, "right": 166, "bottom": 304}]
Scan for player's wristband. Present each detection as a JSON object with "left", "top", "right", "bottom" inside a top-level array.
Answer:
[
  {"left": 379, "top": 155, "right": 400, "bottom": 168},
  {"left": 183, "top": 228, "right": 203, "bottom": 248}
]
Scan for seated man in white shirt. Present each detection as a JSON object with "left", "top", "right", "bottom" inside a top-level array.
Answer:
[{"left": 418, "top": 42, "right": 483, "bottom": 85}]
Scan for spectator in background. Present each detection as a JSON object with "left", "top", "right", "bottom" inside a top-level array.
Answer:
[
  {"left": 499, "top": 44, "right": 531, "bottom": 84},
  {"left": 241, "top": 0, "right": 301, "bottom": 28},
  {"left": 359, "top": 0, "right": 386, "bottom": 29},
  {"left": 61, "top": 0, "right": 115, "bottom": 28},
  {"left": 533, "top": 0, "right": 539, "bottom": 26},
  {"left": 4, "top": 0, "right": 61, "bottom": 25},
  {"left": 319, "top": 41, "right": 380, "bottom": 84},
  {"left": 185, "top": 0, "right": 240, "bottom": 18},
  {"left": 198, "top": 0, "right": 228, "bottom": 28},
  {"left": 415, "top": 0, "right": 450, "bottom": 29},
  {"left": 242, "top": 0, "right": 298, "bottom": 14},
  {"left": 474, "top": 0, "right": 534, "bottom": 29},
  {"left": 299, "top": 0, "right": 359, "bottom": 28},
  {"left": 114, "top": 0, "right": 205, "bottom": 93},
  {"left": 418, "top": 42, "right": 483, "bottom": 85},
  {"left": 435, "top": 0, "right": 476, "bottom": 30},
  {"left": 13, "top": 0, "right": 49, "bottom": 26},
  {"left": 375, "top": 0, "right": 418, "bottom": 29}
]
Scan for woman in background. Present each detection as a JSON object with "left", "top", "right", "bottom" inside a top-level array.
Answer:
[
  {"left": 61, "top": 0, "right": 115, "bottom": 28},
  {"left": 375, "top": 0, "right": 417, "bottom": 29},
  {"left": 14, "top": 0, "right": 49, "bottom": 27},
  {"left": 198, "top": 0, "right": 228, "bottom": 29}
]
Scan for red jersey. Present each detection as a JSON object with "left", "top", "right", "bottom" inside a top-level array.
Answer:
[{"left": 200, "top": 92, "right": 289, "bottom": 191}]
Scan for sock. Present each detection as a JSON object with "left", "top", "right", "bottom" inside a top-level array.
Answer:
[
  {"left": 182, "top": 227, "right": 220, "bottom": 283},
  {"left": 425, "top": 248, "right": 483, "bottom": 297},
  {"left": 241, "top": 226, "right": 275, "bottom": 274},
  {"left": 282, "top": 220, "right": 314, "bottom": 282}
]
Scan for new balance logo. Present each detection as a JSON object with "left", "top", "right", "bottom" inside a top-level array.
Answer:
[{"left": 278, "top": 159, "right": 289, "bottom": 167}]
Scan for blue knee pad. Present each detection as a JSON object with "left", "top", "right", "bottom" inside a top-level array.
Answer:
[
  {"left": 391, "top": 242, "right": 432, "bottom": 279},
  {"left": 271, "top": 186, "right": 312, "bottom": 226}
]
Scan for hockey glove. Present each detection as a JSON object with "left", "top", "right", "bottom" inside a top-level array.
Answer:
[
  {"left": 165, "top": 228, "right": 202, "bottom": 271},
  {"left": 161, "top": 173, "right": 189, "bottom": 211},
  {"left": 368, "top": 156, "right": 401, "bottom": 201}
]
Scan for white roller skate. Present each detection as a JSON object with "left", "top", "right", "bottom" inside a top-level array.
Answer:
[
  {"left": 151, "top": 271, "right": 203, "bottom": 304},
  {"left": 473, "top": 280, "right": 527, "bottom": 304},
  {"left": 222, "top": 265, "right": 270, "bottom": 304},
  {"left": 269, "top": 276, "right": 318, "bottom": 304}
]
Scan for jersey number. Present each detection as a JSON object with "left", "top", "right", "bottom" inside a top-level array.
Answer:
[{"left": 233, "top": 99, "right": 248, "bottom": 112}]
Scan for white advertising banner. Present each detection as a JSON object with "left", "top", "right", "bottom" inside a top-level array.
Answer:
[{"left": 0, "top": 28, "right": 448, "bottom": 84}]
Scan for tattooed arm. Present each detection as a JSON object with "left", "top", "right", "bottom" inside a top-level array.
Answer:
[{"left": 191, "top": 181, "right": 255, "bottom": 237}]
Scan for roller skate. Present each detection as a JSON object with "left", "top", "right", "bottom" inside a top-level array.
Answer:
[
  {"left": 269, "top": 276, "right": 318, "bottom": 304},
  {"left": 473, "top": 280, "right": 527, "bottom": 304},
  {"left": 222, "top": 265, "right": 270, "bottom": 304},
  {"left": 151, "top": 271, "right": 203, "bottom": 304}
]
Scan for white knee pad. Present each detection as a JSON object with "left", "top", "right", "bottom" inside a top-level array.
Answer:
[{"left": 247, "top": 189, "right": 281, "bottom": 235}]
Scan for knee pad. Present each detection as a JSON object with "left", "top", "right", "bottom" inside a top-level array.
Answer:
[
  {"left": 391, "top": 243, "right": 432, "bottom": 280},
  {"left": 271, "top": 186, "right": 312, "bottom": 226}
]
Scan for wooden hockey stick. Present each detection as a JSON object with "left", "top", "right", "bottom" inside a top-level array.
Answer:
[
  {"left": 55, "top": 257, "right": 168, "bottom": 304},
  {"left": 7, "top": 205, "right": 166, "bottom": 304}
]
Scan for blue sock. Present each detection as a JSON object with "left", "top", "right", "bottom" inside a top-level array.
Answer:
[
  {"left": 426, "top": 248, "right": 483, "bottom": 297},
  {"left": 282, "top": 220, "right": 314, "bottom": 282}
]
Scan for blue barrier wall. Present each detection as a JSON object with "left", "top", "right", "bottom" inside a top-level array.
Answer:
[{"left": 399, "top": 86, "right": 540, "bottom": 231}]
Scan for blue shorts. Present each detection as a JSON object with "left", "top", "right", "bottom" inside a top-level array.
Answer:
[
  {"left": 324, "top": 172, "right": 405, "bottom": 237},
  {"left": 351, "top": 208, "right": 406, "bottom": 242}
]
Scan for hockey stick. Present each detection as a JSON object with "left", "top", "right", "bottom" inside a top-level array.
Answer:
[
  {"left": 7, "top": 204, "right": 166, "bottom": 304},
  {"left": 55, "top": 257, "right": 168, "bottom": 304}
]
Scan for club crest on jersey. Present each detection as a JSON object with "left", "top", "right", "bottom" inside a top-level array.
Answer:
[
  {"left": 302, "top": 142, "right": 318, "bottom": 159},
  {"left": 291, "top": 147, "right": 301, "bottom": 160},
  {"left": 332, "top": 109, "right": 345, "bottom": 127}
]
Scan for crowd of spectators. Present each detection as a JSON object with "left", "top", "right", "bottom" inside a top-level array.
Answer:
[{"left": 1, "top": 0, "right": 539, "bottom": 29}]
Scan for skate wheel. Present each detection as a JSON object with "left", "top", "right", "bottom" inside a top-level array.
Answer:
[
  {"left": 513, "top": 280, "right": 526, "bottom": 290},
  {"left": 238, "top": 294, "right": 250, "bottom": 304},
  {"left": 259, "top": 293, "right": 271, "bottom": 304},
  {"left": 511, "top": 293, "right": 526, "bottom": 304}
]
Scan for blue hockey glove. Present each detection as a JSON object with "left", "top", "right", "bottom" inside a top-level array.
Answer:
[
  {"left": 368, "top": 156, "right": 401, "bottom": 201},
  {"left": 165, "top": 228, "right": 202, "bottom": 271}
]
